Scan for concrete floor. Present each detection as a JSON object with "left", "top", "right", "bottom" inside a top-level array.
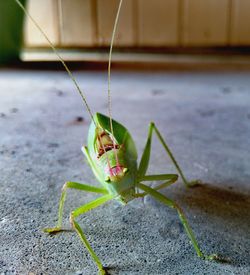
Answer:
[{"left": 0, "top": 67, "right": 250, "bottom": 275}]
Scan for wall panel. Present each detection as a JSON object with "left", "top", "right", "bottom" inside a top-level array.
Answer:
[
  {"left": 182, "top": 0, "right": 229, "bottom": 46},
  {"left": 230, "top": 0, "right": 250, "bottom": 45},
  {"left": 24, "top": 0, "right": 59, "bottom": 47},
  {"left": 137, "top": 0, "right": 179, "bottom": 46},
  {"left": 96, "top": 0, "right": 135, "bottom": 46},
  {"left": 59, "top": 0, "right": 95, "bottom": 46}
]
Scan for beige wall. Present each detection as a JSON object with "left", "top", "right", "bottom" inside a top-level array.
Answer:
[{"left": 24, "top": 0, "right": 250, "bottom": 47}]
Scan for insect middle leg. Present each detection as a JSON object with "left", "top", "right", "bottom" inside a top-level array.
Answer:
[
  {"left": 137, "top": 182, "right": 218, "bottom": 260},
  {"left": 138, "top": 122, "right": 200, "bottom": 187},
  {"left": 44, "top": 181, "right": 108, "bottom": 233},
  {"left": 136, "top": 173, "right": 178, "bottom": 197}
]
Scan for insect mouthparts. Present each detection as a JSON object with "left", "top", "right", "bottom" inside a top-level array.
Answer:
[{"left": 105, "top": 166, "right": 128, "bottom": 182}]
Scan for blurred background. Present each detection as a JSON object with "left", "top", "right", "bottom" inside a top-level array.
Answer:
[{"left": 2, "top": 0, "right": 250, "bottom": 64}]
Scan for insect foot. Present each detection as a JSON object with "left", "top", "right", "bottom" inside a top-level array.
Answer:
[
  {"left": 43, "top": 227, "right": 62, "bottom": 234},
  {"left": 187, "top": 179, "right": 203, "bottom": 188},
  {"left": 204, "top": 254, "right": 231, "bottom": 263},
  {"left": 99, "top": 267, "right": 110, "bottom": 275}
]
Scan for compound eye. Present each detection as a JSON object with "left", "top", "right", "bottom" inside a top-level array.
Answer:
[
  {"left": 105, "top": 176, "right": 111, "bottom": 182},
  {"left": 123, "top": 167, "right": 128, "bottom": 174}
]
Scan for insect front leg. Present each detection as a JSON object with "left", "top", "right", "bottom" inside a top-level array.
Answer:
[
  {"left": 138, "top": 122, "right": 200, "bottom": 187},
  {"left": 43, "top": 182, "right": 108, "bottom": 233},
  {"left": 70, "top": 195, "right": 114, "bottom": 275},
  {"left": 137, "top": 183, "right": 220, "bottom": 261}
]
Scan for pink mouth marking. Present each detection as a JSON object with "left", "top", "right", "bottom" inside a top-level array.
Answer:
[{"left": 108, "top": 166, "right": 124, "bottom": 176}]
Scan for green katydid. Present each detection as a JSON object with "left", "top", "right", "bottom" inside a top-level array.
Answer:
[{"left": 16, "top": 0, "right": 222, "bottom": 274}]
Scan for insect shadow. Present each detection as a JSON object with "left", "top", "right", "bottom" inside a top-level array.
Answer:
[
  {"left": 163, "top": 183, "right": 250, "bottom": 266},
  {"left": 173, "top": 182, "right": 250, "bottom": 222}
]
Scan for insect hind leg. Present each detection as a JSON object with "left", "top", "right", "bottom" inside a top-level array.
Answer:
[
  {"left": 137, "top": 183, "right": 220, "bottom": 261},
  {"left": 139, "top": 122, "right": 201, "bottom": 187}
]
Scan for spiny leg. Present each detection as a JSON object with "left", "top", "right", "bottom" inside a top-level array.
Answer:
[
  {"left": 44, "top": 181, "right": 108, "bottom": 233},
  {"left": 137, "top": 183, "right": 218, "bottom": 260},
  {"left": 70, "top": 194, "right": 114, "bottom": 275},
  {"left": 138, "top": 122, "right": 200, "bottom": 187}
]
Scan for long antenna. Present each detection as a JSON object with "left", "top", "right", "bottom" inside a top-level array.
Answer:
[
  {"left": 108, "top": 0, "right": 123, "bottom": 139},
  {"left": 16, "top": 0, "right": 115, "bottom": 174},
  {"left": 107, "top": 0, "right": 123, "bottom": 168},
  {"left": 15, "top": 0, "right": 94, "bottom": 122}
]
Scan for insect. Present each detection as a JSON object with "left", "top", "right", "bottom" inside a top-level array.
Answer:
[{"left": 16, "top": 0, "right": 222, "bottom": 274}]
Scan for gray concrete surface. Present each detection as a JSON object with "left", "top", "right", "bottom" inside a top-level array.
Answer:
[{"left": 0, "top": 68, "right": 250, "bottom": 275}]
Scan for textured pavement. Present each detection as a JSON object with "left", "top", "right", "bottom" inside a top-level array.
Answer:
[{"left": 0, "top": 68, "right": 250, "bottom": 275}]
